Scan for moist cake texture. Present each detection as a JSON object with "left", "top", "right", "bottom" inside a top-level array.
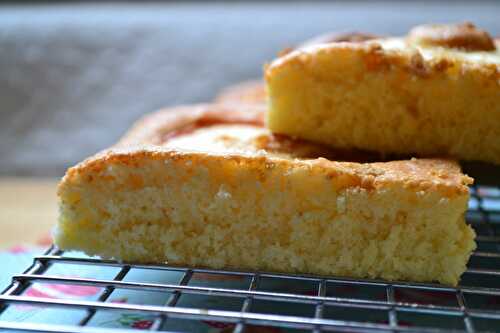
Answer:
[
  {"left": 265, "top": 22, "right": 500, "bottom": 164},
  {"left": 56, "top": 104, "right": 475, "bottom": 285}
]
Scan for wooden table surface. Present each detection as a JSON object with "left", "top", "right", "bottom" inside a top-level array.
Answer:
[{"left": 0, "top": 178, "right": 58, "bottom": 249}]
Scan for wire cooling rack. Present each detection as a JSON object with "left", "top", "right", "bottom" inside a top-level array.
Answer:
[{"left": 0, "top": 185, "right": 499, "bottom": 333}]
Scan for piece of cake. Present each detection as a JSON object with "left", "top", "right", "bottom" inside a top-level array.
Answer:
[
  {"left": 215, "top": 32, "right": 378, "bottom": 105},
  {"left": 265, "top": 22, "right": 500, "bottom": 164},
  {"left": 55, "top": 104, "right": 475, "bottom": 285}
]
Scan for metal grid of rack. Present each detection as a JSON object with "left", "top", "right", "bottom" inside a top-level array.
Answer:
[{"left": 0, "top": 184, "right": 499, "bottom": 332}]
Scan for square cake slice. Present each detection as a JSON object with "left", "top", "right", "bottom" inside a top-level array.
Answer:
[
  {"left": 265, "top": 22, "right": 500, "bottom": 164},
  {"left": 56, "top": 104, "right": 475, "bottom": 285}
]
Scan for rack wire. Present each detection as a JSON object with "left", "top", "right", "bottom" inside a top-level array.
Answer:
[{"left": 0, "top": 184, "right": 499, "bottom": 332}]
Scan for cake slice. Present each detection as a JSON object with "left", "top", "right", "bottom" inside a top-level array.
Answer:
[
  {"left": 265, "top": 22, "right": 500, "bottom": 164},
  {"left": 56, "top": 104, "right": 475, "bottom": 285}
]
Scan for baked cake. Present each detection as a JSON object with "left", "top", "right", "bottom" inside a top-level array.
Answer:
[
  {"left": 56, "top": 104, "right": 475, "bottom": 285},
  {"left": 215, "top": 32, "right": 378, "bottom": 105},
  {"left": 266, "top": 22, "right": 500, "bottom": 164}
]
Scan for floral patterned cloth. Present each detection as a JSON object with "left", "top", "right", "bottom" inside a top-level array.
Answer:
[
  {"left": 0, "top": 246, "right": 307, "bottom": 332},
  {"left": 1, "top": 246, "right": 498, "bottom": 332}
]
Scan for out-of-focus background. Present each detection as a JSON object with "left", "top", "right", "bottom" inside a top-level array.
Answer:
[{"left": 0, "top": 0, "right": 499, "bottom": 247}]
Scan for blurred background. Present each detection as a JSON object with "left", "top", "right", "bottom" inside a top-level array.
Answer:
[{"left": 0, "top": 0, "right": 499, "bottom": 247}]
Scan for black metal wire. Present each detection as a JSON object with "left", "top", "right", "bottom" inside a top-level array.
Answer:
[
  {"left": 233, "top": 273, "right": 260, "bottom": 333},
  {"left": 0, "top": 185, "right": 499, "bottom": 332},
  {"left": 312, "top": 279, "right": 327, "bottom": 333},
  {"left": 78, "top": 265, "right": 131, "bottom": 326},
  {"left": 150, "top": 269, "right": 193, "bottom": 331}
]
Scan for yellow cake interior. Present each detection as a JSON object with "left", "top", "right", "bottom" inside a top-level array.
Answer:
[
  {"left": 265, "top": 24, "right": 500, "bottom": 164},
  {"left": 56, "top": 121, "right": 475, "bottom": 285}
]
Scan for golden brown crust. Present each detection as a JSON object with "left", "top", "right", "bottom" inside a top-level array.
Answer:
[
  {"left": 63, "top": 146, "right": 472, "bottom": 199},
  {"left": 408, "top": 22, "right": 496, "bottom": 51},
  {"left": 63, "top": 104, "right": 472, "bottom": 198},
  {"left": 358, "top": 43, "right": 454, "bottom": 78},
  {"left": 267, "top": 40, "right": 500, "bottom": 84},
  {"left": 117, "top": 103, "right": 265, "bottom": 146},
  {"left": 276, "top": 32, "right": 380, "bottom": 58},
  {"left": 217, "top": 24, "right": 497, "bottom": 106},
  {"left": 268, "top": 22, "right": 500, "bottom": 82},
  {"left": 299, "top": 31, "right": 380, "bottom": 48}
]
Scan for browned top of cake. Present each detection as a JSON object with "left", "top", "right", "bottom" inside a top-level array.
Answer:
[
  {"left": 64, "top": 104, "right": 472, "bottom": 198},
  {"left": 408, "top": 22, "right": 496, "bottom": 51},
  {"left": 299, "top": 31, "right": 380, "bottom": 48}
]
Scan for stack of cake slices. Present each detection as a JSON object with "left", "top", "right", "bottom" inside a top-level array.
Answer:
[{"left": 56, "top": 22, "right": 500, "bottom": 286}]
